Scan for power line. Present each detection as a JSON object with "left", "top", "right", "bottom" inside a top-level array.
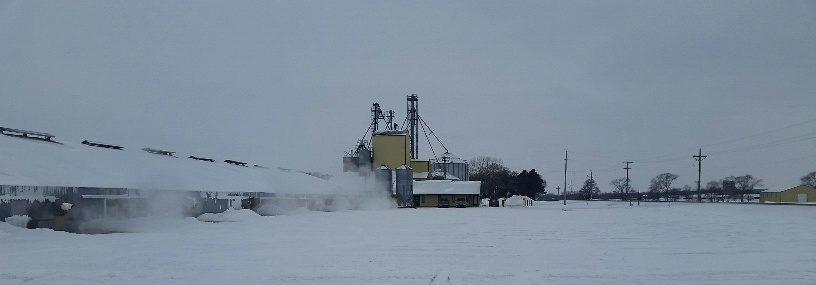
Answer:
[
  {"left": 706, "top": 132, "right": 816, "bottom": 156},
  {"left": 629, "top": 131, "right": 816, "bottom": 164},
  {"left": 419, "top": 119, "right": 438, "bottom": 161},
  {"left": 418, "top": 116, "right": 449, "bottom": 153},
  {"left": 700, "top": 117, "right": 816, "bottom": 148},
  {"left": 615, "top": 117, "right": 816, "bottom": 165}
]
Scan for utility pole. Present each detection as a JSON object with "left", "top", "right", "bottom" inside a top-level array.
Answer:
[
  {"left": 588, "top": 171, "right": 594, "bottom": 200},
  {"left": 693, "top": 148, "right": 708, "bottom": 203},
  {"left": 624, "top": 161, "right": 633, "bottom": 206},
  {"left": 563, "top": 150, "right": 568, "bottom": 206}
]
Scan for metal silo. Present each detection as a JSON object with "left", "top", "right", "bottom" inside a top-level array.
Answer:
[
  {"left": 375, "top": 165, "right": 393, "bottom": 195},
  {"left": 357, "top": 147, "right": 372, "bottom": 173},
  {"left": 395, "top": 164, "right": 414, "bottom": 207},
  {"left": 431, "top": 152, "right": 469, "bottom": 181}
]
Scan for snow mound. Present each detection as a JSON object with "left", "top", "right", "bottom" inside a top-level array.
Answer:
[
  {"left": 504, "top": 195, "right": 533, "bottom": 207},
  {"left": 4, "top": 215, "right": 31, "bottom": 228},
  {"left": 78, "top": 217, "right": 200, "bottom": 234},
  {"left": 256, "top": 204, "right": 311, "bottom": 216},
  {"left": 197, "top": 209, "right": 261, "bottom": 222}
]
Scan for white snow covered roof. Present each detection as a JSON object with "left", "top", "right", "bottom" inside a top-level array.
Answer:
[
  {"left": 413, "top": 180, "right": 480, "bottom": 195},
  {"left": 0, "top": 134, "right": 335, "bottom": 194},
  {"left": 761, "top": 189, "right": 785, "bottom": 193},
  {"left": 413, "top": 172, "right": 430, "bottom": 179},
  {"left": 429, "top": 170, "right": 461, "bottom": 181}
]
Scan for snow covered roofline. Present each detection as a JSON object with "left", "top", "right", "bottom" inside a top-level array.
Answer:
[
  {"left": 762, "top": 185, "right": 816, "bottom": 193},
  {"left": 373, "top": 130, "right": 407, "bottom": 136},
  {"left": 0, "top": 135, "right": 334, "bottom": 195},
  {"left": 81, "top": 140, "right": 124, "bottom": 150},
  {"left": 429, "top": 170, "right": 460, "bottom": 181},
  {"left": 761, "top": 189, "right": 786, "bottom": 193},
  {"left": 1, "top": 126, "right": 56, "bottom": 142},
  {"left": 429, "top": 152, "right": 466, "bottom": 163},
  {"left": 413, "top": 180, "right": 480, "bottom": 195}
]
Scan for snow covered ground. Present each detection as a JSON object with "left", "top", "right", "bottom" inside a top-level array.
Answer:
[{"left": 2, "top": 201, "right": 815, "bottom": 285}]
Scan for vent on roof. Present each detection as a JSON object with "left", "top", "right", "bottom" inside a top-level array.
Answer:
[
  {"left": 253, "top": 164, "right": 268, "bottom": 169},
  {"left": 142, "top": 147, "right": 175, "bottom": 157},
  {"left": 81, "top": 140, "right": 124, "bottom": 150},
  {"left": 189, "top": 155, "right": 215, "bottom": 162},
  {"left": 224, "top": 159, "right": 248, "bottom": 167},
  {"left": 1, "top": 126, "right": 58, "bottom": 143}
]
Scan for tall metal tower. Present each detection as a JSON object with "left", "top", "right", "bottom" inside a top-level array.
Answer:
[
  {"left": 407, "top": 94, "right": 419, "bottom": 159},
  {"left": 370, "top": 103, "right": 385, "bottom": 133},
  {"left": 385, "top": 110, "right": 395, "bottom": 130}
]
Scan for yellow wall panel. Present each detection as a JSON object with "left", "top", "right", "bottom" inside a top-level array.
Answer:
[{"left": 372, "top": 133, "right": 410, "bottom": 170}]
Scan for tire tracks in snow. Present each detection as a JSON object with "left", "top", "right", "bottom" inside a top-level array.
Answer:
[{"left": 428, "top": 273, "right": 453, "bottom": 285}]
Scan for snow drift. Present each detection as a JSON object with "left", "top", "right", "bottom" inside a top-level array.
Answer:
[{"left": 197, "top": 209, "right": 261, "bottom": 223}]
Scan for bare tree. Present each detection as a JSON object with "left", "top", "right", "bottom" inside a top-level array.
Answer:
[
  {"left": 733, "top": 174, "right": 763, "bottom": 202},
  {"left": 650, "top": 173, "right": 679, "bottom": 202},
  {"left": 681, "top": 185, "right": 693, "bottom": 201},
  {"left": 610, "top": 177, "right": 627, "bottom": 199},
  {"left": 801, "top": 171, "right": 816, "bottom": 187},
  {"left": 468, "top": 156, "right": 517, "bottom": 198},
  {"left": 706, "top": 180, "right": 722, "bottom": 202},
  {"left": 468, "top": 156, "right": 505, "bottom": 177}
]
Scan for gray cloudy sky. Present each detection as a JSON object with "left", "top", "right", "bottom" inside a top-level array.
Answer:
[{"left": 1, "top": 0, "right": 815, "bottom": 192}]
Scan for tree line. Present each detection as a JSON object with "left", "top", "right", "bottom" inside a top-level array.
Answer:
[
  {"left": 589, "top": 171, "right": 813, "bottom": 202},
  {"left": 468, "top": 155, "right": 815, "bottom": 202},
  {"left": 547, "top": 172, "right": 765, "bottom": 202},
  {"left": 468, "top": 156, "right": 546, "bottom": 198}
]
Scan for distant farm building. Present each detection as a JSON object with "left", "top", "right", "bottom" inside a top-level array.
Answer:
[
  {"left": 760, "top": 185, "right": 816, "bottom": 204},
  {"left": 413, "top": 180, "right": 480, "bottom": 208}
]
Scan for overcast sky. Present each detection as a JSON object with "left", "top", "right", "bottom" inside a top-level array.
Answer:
[{"left": 1, "top": 0, "right": 815, "bottom": 192}]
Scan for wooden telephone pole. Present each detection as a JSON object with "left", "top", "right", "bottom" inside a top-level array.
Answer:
[
  {"left": 624, "top": 161, "right": 633, "bottom": 206},
  {"left": 693, "top": 148, "right": 708, "bottom": 203},
  {"left": 563, "top": 150, "right": 568, "bottom": 206}
]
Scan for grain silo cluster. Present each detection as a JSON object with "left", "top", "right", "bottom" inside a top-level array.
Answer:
[{"left": 342, "top": 95, "right": 480, "bottom": 208}]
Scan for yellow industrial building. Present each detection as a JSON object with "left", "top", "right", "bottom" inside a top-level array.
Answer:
[
  {"left": 760, "top": 185, "right": 816, "bottom": 204},
  {"left": 343, "top": 96, "right": 480, "bottom": 208},
  {"left": 371, "top": 131, "right": 430, "bottom": 179}
]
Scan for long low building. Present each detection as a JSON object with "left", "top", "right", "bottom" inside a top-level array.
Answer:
[
  {"left": 413, "top": 180, "right": 480, "bottom": 207},
  {"left": 0, "top": 130, "right": 345, "bottom": 231},
  {"left": 760, "top": 185, "right": 816, "bottom": 204},
  {"left": 0, "top": 133, "right": 334, "bottom": 194}
]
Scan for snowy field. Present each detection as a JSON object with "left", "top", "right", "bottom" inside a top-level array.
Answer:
[{"left": 2, "top": 202, "right": 815, "bottom": 285}]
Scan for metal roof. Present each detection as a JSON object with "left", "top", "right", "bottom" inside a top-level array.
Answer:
[
  {"left": 762, "top": 185, "right": 816, "bottom": 193},
  {"left": 413, "top": 180, "right": 480, "bottom": 195}
]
